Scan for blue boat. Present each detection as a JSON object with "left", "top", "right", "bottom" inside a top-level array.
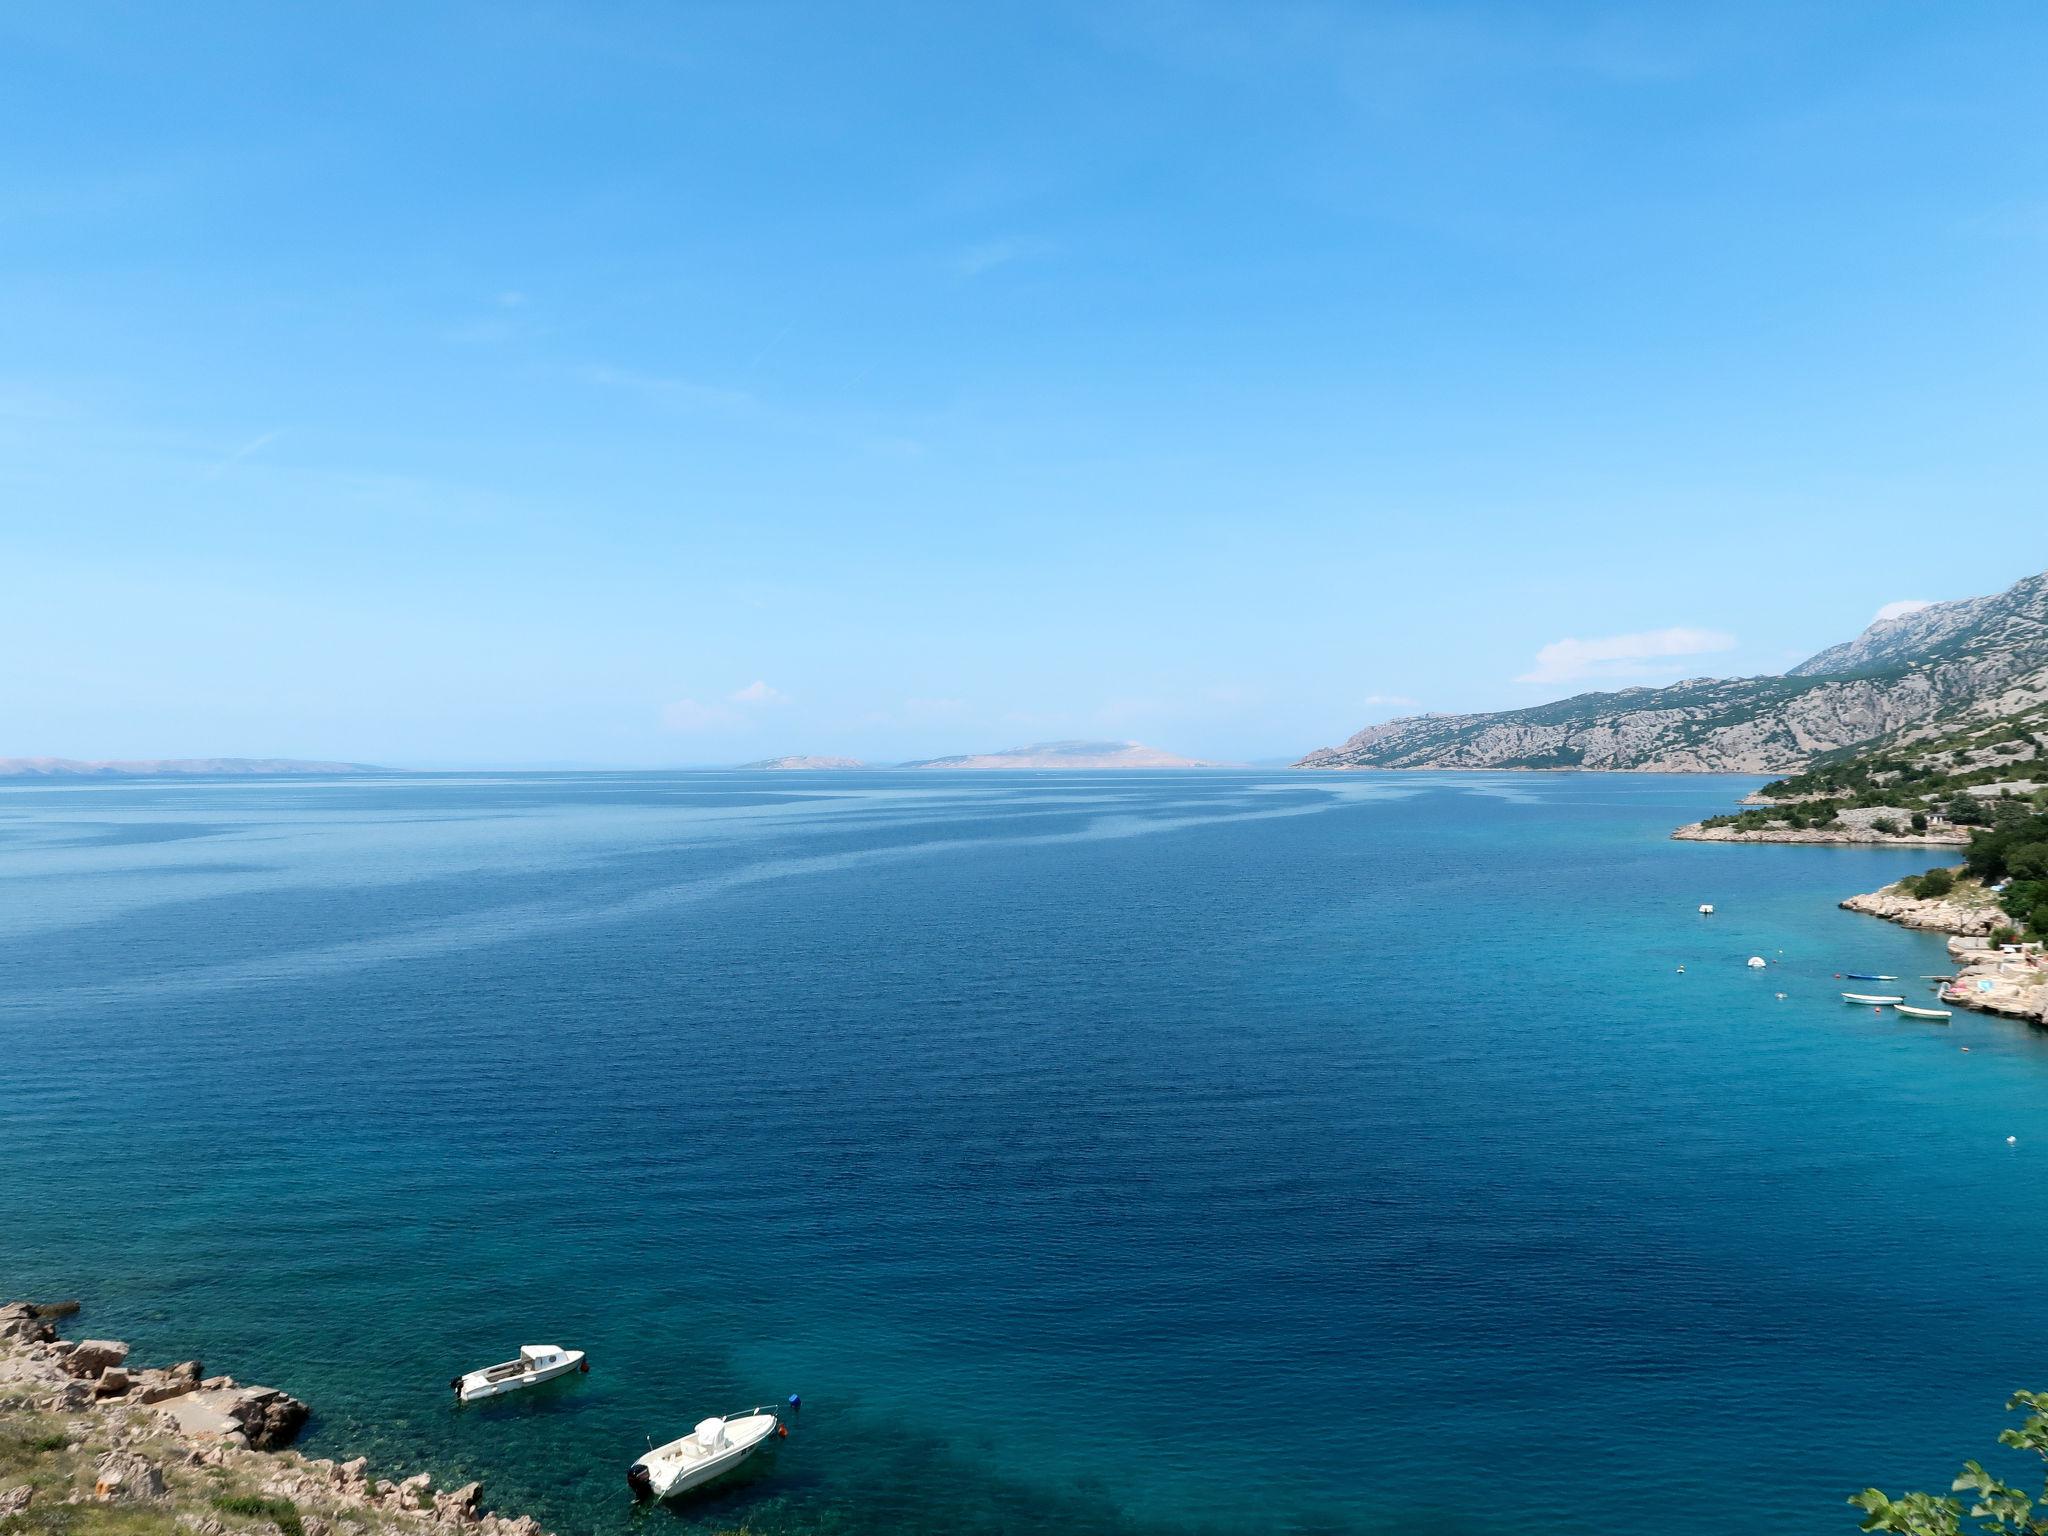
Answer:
[{"left": 1845, "top": 973, "right": 1899, "bottom": 981}]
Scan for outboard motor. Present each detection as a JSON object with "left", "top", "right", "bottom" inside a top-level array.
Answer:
[{"left": 625, "top": 1462, "right": 653, "bottom": 1501}]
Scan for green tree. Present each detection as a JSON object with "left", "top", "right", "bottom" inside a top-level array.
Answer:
[
  {"left": 1912, "top": 812, "right": 1929, "bottom": 832},
  {"left": 1852, "top": 1390, "right": 2048, "bottom": 1533},
  {"left": 1917, "top": 867, "right": 1956, "bottom": 898}
]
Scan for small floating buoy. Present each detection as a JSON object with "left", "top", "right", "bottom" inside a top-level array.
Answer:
[
  {"left": 1961, "top": 1047, "right": 1971, "bottom": 1052},
  {"left": 1676, "top": 965, "right": 1686, "bottom": 974},
  {"left": 1775, "top": 992, "right": 1787, "bottom": 1000},
  {"left": 2009, "top": 1136, "right": 2018, "bottom": 1145}
]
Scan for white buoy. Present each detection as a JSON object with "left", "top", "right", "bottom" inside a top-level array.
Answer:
[
  {"left": 1746, "top": 956, "right": 1767, "bottom": 969},
  {"left": 2009, "top": 1136, "right": 2018, "bottom": 1145}
]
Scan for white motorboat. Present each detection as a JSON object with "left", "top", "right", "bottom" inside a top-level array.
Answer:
[
  {"left": 628, "top": 1406, "right": 785, "bottom": 1500},
  {"left": 1842, "top": 992, "right": 1906, "bottom": 1006},
  {"left": 1894, "top": 1003, "right": 1953, "bottom": 1021},
  {"left": 452, "top": 1345, "right": 586, "bottom": 1402},
  {"left": 1698, "top": 904, "right": 1715, "bottom": 915}
]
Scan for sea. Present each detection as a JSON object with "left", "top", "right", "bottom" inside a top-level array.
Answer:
[{"left": 2, "top": 770, "right": 2043, "bottom": 1536}]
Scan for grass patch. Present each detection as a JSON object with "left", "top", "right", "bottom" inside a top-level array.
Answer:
[
  {"left": 0, "top": 1418, "right": 72, "bottom": 1477},
  {"left": 2, "top": 1506, "right": 181, "bottom": 1536},
  {"left": 211, "top": 1495, "right": 303, "bottom": 1536}
]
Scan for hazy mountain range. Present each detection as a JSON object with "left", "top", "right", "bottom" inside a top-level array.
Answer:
[
  {"left": 1297, "top": 568, "right": 2048, "bottom": 773},
  {"left": 0, "top": 757, "right": 384, "bottom": 778},
  {"left": 742, "top": 740, "right": 1223, "bottom": 770}
]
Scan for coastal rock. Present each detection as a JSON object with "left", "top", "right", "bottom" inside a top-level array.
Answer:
[
  {"left": 227, "top": 1388, "right": 309, "bottom": 1451},
  {"left": 1839, "top": 882, "right": 2011, "bottom": 935},
  {"left": 94, "top": 1450, "right": 168, "bottom": 1502},
  {"left": 0, "top": 1302, "right": 57, "bottom": 1343},
  {"left": 63, "top": 1340, "right": 130, "bottom": 1378},
  {"left": 93, "top": 1366, "right": 132, "bottom": 1398},
  {"left": 436, "top": 1482, "right": 484, "bottom": 1522},
  {"left": 1674, "top": 821, "right": 1968, "bottom": 846},
  {"left": 138, "top": 1361, "right": 204, "bottom": 1403}
]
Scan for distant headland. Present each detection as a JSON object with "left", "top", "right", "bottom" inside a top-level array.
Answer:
[
  {"left": 0, "top": 757, "right": 385, "bottom": 778},
  {"left": 740, "top": 740, "right": 1224, "bottom": 770}
]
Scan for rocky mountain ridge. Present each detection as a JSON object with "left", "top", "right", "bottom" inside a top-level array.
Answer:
[{"left": 1297, "top": 568, "right": 2048, "bottom": 773}]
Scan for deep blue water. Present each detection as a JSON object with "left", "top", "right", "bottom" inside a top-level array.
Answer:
[{"left": 2, "top": 771, "right": 2044, "bottom": 1536}]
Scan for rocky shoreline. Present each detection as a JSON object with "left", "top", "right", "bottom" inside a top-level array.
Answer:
[
  {"left": 1674, "top": 821, "right": 1969, "bottom": 846},
  {"left": 0, "top": 1301, "right": 554, "bottom": 1536},
  {"left": 1838, "top": 879, "right": 2048, "bottom": 1025}
]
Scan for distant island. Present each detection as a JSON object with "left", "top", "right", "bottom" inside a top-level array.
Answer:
[
  {"left": 733, "top": 740, "right": 1222, "bottom": 770},
  {"left": 899, "top": 739, "right": 1222, "bottom": 770},
  {"left": 737, "top": 755, "right": 870, "bottom": 770},
  {"left": 0, "top": 757, "right": 384, "bottom": 778}
]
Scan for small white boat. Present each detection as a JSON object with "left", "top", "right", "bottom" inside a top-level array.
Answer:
[
  {"left": 628, "top": 1406, "right": 785, "bottom": 1500},
  {"left": 452, "top": 1345, "right": 586, "bottom": 1402},
  {"left": 1698, "top": 904, "right": 1715, "bottom": 915},
  {"left": 1746, "top": 956, "right": 1766, "bottom": 969},
  {"left": 1894, "top": 1004, "right": 1953, "bottom": 1022},
  {"left": 1842, "top": 992, "right": 1906, "bottom": 1005}
]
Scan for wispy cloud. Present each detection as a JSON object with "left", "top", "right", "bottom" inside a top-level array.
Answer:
[
  {"left": 581, "top": 365, "right": 753, "bottom": 412},
  {"left": 661, "top": 680, "right": 785, "bottom": 732},
  {"left": 201, "top": 429, "right": 282, "bottom": 481},
  {"left": 1516, "top": 627, "right": 1736, "bottom": 686},
  {"left": 957, "top": 237, "right": 1055, "bottom": 277},
  {"left": 1872, "top": 599, "right": 1935, "bottom": 625}
]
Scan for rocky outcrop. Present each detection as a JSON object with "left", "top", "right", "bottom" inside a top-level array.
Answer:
[
  {"left": 1937, "top": 935, "right": 2048, "bottom": 1024},
  {"left": 227, "top": 1387, "right": 310, "bottom": 1451},
  {"left": 0, "top": 1299, "right": 559, "bottom": 1536},
  {"left": 1839, "top": 878, "right": 2010, "bottom": 935},
  {"left": 1674, "top": 822, "right": 1969, "bottom": 846},
  {"left": 63, "top": 1339, "right": 130, "bottom": 1378},
  {"left": 1298, "top": 568, "right": 2048, "bottom": 771}
]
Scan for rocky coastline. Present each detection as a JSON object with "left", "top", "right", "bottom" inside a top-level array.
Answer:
[
  {"left": 1673, "top": 821, "right": 1969, "bottom": 846},
  {"left": 0, "top": 1301, "right": 554, "bottom": 1536},
  {"left": 1838, "top": 879, "right": 2048, "bottom": 1025}
]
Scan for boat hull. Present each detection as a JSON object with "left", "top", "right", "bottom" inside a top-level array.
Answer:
[
  {"left": 458, "top": 1350, "right": 585, "bottom": 1402},
  {"left": 634, "top": 1411, "right": 781, "bottom": 1499}
]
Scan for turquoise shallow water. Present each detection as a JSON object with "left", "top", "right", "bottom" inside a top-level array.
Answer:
[{"left": 2, "top": 770, "right": 2043, "bottom": 1535}]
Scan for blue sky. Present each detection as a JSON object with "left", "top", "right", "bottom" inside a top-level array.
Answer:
[{"left": 3, "top": 2, "right": 2045, "bottom": 766}]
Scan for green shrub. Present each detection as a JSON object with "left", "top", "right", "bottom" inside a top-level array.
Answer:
[
  {"left": 211, "top": 1497, "right": 303, "bottom": 1536},
  {"left": 1911, "top": 811, "right": 1928, "bottom": 832},
  {"left": 1873, "top": 817, "right": 1900, "bottom": 836},
  {"left": 1915, "top": 867, "right": 1956, "bottom": 898}
]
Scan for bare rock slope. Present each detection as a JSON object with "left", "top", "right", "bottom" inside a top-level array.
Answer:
[{"left": 1298, "top": 569, "right": 2048, "bottom": 772}]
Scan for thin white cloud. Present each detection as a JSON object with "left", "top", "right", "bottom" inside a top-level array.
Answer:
[
  {"left": 201, "top": 430, "right": 282, "bottom": 481},
  {"left": 580, "top": 365, "right": 753, "bottom": 412},
  {"left": 1516, "top": 626, "right": 1736, "bottom": 685},
  {"left": 730, "top": 680, "right": 784, "bottom": 705},
  {"left": 958, "top": 237, "right": 1054, "bottom": 277},
  {"left": 1872, "top": 599, "right": 1935, "bottom": 625}
]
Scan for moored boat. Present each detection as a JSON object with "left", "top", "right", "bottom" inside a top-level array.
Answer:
[
  {"left": 1894, "top": 1004, "right": 1953, "bottom": 1021},
  {"left": 1842, "top": 992, "right": 1906, "bottom": 1005},
  {"left": 628, "top": 1404, "right": 788, "bottom": 1500},
  {"left": 453, "top": 1345, "right": 587, "bottom": 1402},
  {"left": 1845, "top": 973, "right": 1900, "bottom": 981}
]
